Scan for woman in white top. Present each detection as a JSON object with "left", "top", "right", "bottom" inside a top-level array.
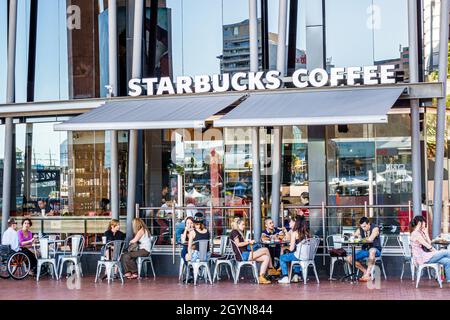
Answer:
[{"left": 122, "top": 218, "right": 152, "bottom": 279}]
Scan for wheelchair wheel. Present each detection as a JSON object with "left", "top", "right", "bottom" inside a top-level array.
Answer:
[{"left": 8, "top": 252, "right": 30, "bottom": 280}]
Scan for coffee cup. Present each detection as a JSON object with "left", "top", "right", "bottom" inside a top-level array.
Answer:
[
  {"left": 102, "top": 236, "right": 107, "bottom": 244},
  {"left": 41, "top": 209, "right": 46, "bottom": 216}
]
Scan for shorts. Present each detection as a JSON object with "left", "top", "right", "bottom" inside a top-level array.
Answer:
[
  {"left": 241, "top": 251, "right": 251, "bottom": 261},
  {"left": 355, "top": 248, "right": 381, "bottom": 261}
]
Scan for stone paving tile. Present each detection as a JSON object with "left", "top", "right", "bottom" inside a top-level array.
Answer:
[{"left": 0, "top": 276, "right": 449, "bottom": 300}]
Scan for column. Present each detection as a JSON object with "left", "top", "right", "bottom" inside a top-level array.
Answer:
[
  {"left": 408, "top": 0, "right": 423, "bottom": 217},
  {"left": 432, "top": 0, "right": 449, "bottom": 237}
]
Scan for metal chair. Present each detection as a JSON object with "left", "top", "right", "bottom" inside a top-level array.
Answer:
[
  {"left": 185, "top": 240, "right": 213, "bottom": 285},
  {"left": 35, "top": 238, "right": 59, "bottom": 281},
  {"left": 95, "top": 240, "right": 126, "bottom": 284},
  {"left": 326, "top": 234, "right": 350, "bottom": 280},
  {"left": 57, "top": 235, "right": 85, "bottom": 279},
  {"left": 137, "top": 235, "right": 158, "bottom": 279},
  {"left": 398, "top": 233, "right": 415, "bottom": 280},
  {"left": 358, "top": 234, "right": 388, "bottom": 280},
  {"left": 230, "top": 239, "right": 259, "bottom": 284},
  {"left": 414, "top": 260, "right": 443, "bottom": 288},
  {"left": 289, "top": 237, "right": 320, "bottom": 284},
  {"left": 212, "top": 237, "right": 235, "bottom": 282}
]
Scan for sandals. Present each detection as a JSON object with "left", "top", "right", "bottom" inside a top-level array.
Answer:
[{"left": 126, "top": 274, "right": 138, "bottom": 279}]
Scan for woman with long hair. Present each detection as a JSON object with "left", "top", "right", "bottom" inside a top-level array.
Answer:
[
  {"left": 121, "top": 218, "right": 151, "bottom": 280},
  {"left": 18, "top": 218, "right": 38, "bottom": 276},
  {"left": 186, "top": 213, "right": 210, "bottom": 262},
  {"left": 410, "top": 216, "right": 450, "bottom": 282},
  {"left": 229, "top": 217, "right": 279, "bottom": 285},
  {"left": 180, "top": 216, "right": 195, "bottom": 263},
  {"left": 278, "top": 216, "right": 310, "bottom": 284}
]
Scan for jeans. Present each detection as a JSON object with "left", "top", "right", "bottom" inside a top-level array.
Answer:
[
  {"left": 427, "top": 250, "right": 450, "bottom": 279},
  {"left": 280, "top": 252, "right": 301, "bottom": 277}
]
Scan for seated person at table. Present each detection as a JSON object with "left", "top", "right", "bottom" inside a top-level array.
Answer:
[
  {"left": 410, "top": 216, "right": 450, "bottom": 282},
  {"left": 121, "top": 218, "right": 152, "bottom": 280},
  {"left": 278, "top": 216, "right": 309, "bottom": 284},
  {"left": 104, "top": 219, "right": 126, "bottom": 242},
  {"left": 36, "top": 199, "right": 54, "bottom": 216},
  {"left": 186, "top": 213, "right": 210, "bottom": 262},
  {"left": 18, "top": 218, "right": 38, "bottom": 276},
  {"left": 261, "top": 218, "right": 285, "bottom": 268},
  {"left": 180, "top": 216, "right": 195, "bottom": 264},
  {"left": 1, "top": 218, "right": 19, "bottom": 252},
  {"left": 346, "top": 217, "right": 382, "bottom": 282},
  {"left": 230, "top": 218, "right": 279, "bottom": 285}
]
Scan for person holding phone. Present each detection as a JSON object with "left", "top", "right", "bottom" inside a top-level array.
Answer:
[{"left": 180, "top": 216, "right": 195, "bottom": 263}]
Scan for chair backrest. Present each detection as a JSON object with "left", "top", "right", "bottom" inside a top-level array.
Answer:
[
  {"left": 193, "top": 240, "right": 210, "bottom": 262},
  {"left": 104, "top": 240, "right": 126, "bottom": 261},
  {"left": 40, "top": 238, "right": 50, "bottom": 259},
  {"left": 295, "top": 237, "right": 320, "bottom": 261},
  {"left": 326, "top": 234, "right": 343, "bottom": 251},
  {"left": 230, "top": 239, "right": 244, "bottom": 262},
  {"left": 64, "top": 235, "right": 84, "bottom": 257},
  {"left": 219, "top": 235, "right": 229, "bottom": 256},
  {"left": 379, "top": 234, "right": 388, "bottom": 254},
  {"left": 397, "top": 233, "right": 412, "bottom": 258},
  {"left": 223, "top": 238, "right": 235, "bottom": 260},
  {"left": 149, "top": 236, "right": 158, "bottom": 254}
]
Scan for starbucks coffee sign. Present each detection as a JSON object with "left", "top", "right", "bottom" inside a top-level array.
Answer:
[{"left": 128, "top": 65, "right": 396, "bottom": 97}]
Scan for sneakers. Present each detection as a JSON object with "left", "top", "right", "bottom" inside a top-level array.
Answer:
[
  {"left": 278, "top": 276, "right": 290, "bottom": 284},
  {"left": 291, "top": 274, "right": 300, "bottom": 283},
  {"left": 258, "top": 275, "right": 271, "bottom": 284},
  {"left": 268, "top": 268, "right": 281, "bottom": 276}
]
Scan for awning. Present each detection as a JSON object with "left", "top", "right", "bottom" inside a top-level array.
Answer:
[
  {"left": 54, "top": 94, "right": 243, "bottom": 131},
  {"left": 214, "top": 87, "right": 405, "bottom": 127}
]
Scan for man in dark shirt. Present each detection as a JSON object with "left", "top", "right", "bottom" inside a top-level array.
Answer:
[{"left": 261, "top": 218, "right": 285, "bottom": 268}]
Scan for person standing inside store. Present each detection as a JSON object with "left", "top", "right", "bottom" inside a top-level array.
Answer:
[
  {"left": 1, "top": 218, "right": 19, "bottom": 252},
  {"left": 121, "top": 218, "right": 152, "bottom": 280},
  {"left": 346, "top": 217, "right": 382, "bottom": 282},
  {"left": 18, "top": 218, "right": 38, "bottom": 276}
]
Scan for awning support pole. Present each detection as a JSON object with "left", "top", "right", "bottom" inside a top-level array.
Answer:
[
  {"left": 408, "top": 0, "right": 422, "bottom": 217},
  {"left": 432, "top": 0, "right": 449, "bottom": 238},
  {"left": 127, "top": 0, "right": 144, "bottom": 238},
  {"left": 111, "top": 131, "right": 119, "bottom": 220},
  {"left": 2, "top": 0, "right": 17, "bottom": 233},
  {"left": 252, "top": 127, "right": 262, "bottom": 242},
  {"left": 271, "top": 127, "right": 282, "bottom": 227}
]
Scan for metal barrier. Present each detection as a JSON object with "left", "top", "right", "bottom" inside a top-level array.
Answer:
[{"left": 135, "top": 204, "right": 252, "bottom": 263}]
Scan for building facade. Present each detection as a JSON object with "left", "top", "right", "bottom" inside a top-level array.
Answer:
[{"left": 0, "top": 0, "right": 449, "bottom": 264}]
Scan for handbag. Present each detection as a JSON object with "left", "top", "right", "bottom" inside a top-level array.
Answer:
[
  {"left": 329, "top": 248, "right": 347, "bottom": 257},
  {"left": 128, "top": 242, "right": 139, "bottom": 252}
]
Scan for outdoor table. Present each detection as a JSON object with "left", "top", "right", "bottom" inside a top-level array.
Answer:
[
  {"left": 432, "top": 239, "right": 450, "bottom": 250},
  {"left": 340, "top": 240, "right": 365, "bottom": 283}
]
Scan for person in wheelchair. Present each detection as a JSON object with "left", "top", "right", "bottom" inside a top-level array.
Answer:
[
  {"left": 18, "top": 218, "right": 38, "bottom": 276},
  {"left": 346, "top": 217, "right": 381, "bottom": 282},
  {"left": 1, "top": 218, "right": 19, "bottom": 253}
]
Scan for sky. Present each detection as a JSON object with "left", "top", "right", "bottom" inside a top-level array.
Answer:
[{"left": 0, "top": 0, "right": 409, "bottom": 104}]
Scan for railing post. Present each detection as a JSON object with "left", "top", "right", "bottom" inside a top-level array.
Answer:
[
  {"left": 280, "top": 202, "right": 284, "bottom": 227},
  {"left": 364, "top": 201, "right": 368, "bottom": 218},
  {"left": 172, "top": 203, "right": 176, "bottom": 264},
  {"left": 322, "top": 202, "right": 326, "bottom": 266},
  {"left": 135, "top": 203, "right": 140, "bottom": 219},
  {"left": 249, "top": 202, "right": 253, "bottom": 240},
  {"left": 209, "top": 202, "right": 214, "bottom": 252},
  {"left": 408, "top": 200, "right": 412, "bottom": 224}
]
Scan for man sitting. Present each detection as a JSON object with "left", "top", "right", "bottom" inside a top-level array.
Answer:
[
  {"left": 346, "top": 217, "right": 382, "bottom": 282},
  {"left": 1, "top": 218, "right": 19, "bottom": 252},
  {"left": 261, "top": 218, "right": 285, "bottom": 268}
]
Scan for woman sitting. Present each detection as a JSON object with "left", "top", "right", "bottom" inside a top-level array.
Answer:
[
  {"left": 230, "top": 218, "right": 280, "bottom": 285},
  {"left": 121, "top": 218, "right": 151, "bottom": 280},
  {"left": 278, "top": 216, "right": 310, "bottom": 284},
  {"left": 186, "top": 213, "right": 210, "bottom": 262},
  {"left": 18, "top": 218, "right": 38, "bottom": 276},
  {"left": 180, "top": 216, "right": 195, "bottom": 264},
  {"left": 105, "top": 219, "right": 126, "bottom": 242},
  {"left": 410, "top": 216, "right": 450, "bottom": 282}
]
